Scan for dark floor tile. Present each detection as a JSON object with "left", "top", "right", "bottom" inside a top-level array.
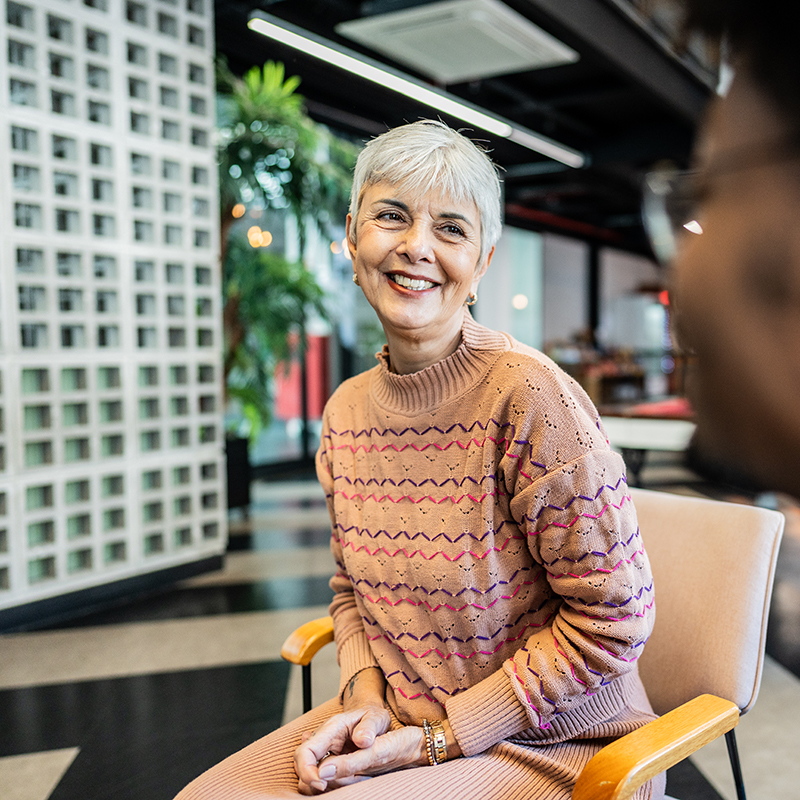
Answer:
[
  {"left": 1, "top": 662, "right": 290, "bottom": 800},
  {"left": 45, "top": 576, "right": 334, "bottom": 629},
  {"left": 666, "top": 759, "right": 725, "bottom": 800},
  {"left": 227, "top": 526, "right": 332, "bottom": 551}
]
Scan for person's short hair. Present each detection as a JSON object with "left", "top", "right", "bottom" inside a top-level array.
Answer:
[
  {"left": 349, "top": 120, "right": 502, "bottom": 261},
  {"left": 681, "top": 0, "right": 800, "bottom": 139}
]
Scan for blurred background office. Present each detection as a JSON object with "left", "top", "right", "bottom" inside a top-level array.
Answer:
[{"left": 1, "top": 2, "right": 799, "bottom": 799}]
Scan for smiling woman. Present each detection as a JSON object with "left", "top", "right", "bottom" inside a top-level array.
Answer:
[{"left": 174, "top": 121, "right": 663, "bottom": 800}]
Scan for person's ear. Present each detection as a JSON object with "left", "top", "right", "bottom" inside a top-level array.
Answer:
[
  {"left": 472, "top": 245, "right": 494, "bottom": 289},
  {"left": 345, "top": 214, "right": 357, "bottom": 261}
]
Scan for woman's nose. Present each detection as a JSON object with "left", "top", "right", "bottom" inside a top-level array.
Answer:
[{"left": 397, "top": 222, "right": 434, "bottom": 262}]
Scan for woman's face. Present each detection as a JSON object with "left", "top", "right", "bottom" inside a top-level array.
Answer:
[{"left": 346, "top": 181, "right": 492, "bottom": 349}]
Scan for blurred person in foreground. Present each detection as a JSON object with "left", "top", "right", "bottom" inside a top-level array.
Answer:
[
  {"left": 646, "top": 0, "right": 800, "bottom": 498},
  {"left": 175, "top": 120, "right": 662, "bottom": 799}
]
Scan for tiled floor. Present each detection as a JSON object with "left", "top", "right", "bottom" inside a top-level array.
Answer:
[{"left": 1, "top": 454, "right": 800, "bottom": 800}]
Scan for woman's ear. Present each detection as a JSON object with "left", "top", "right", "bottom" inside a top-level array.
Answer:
[
  {"left": 345, "top": 214, "right": 357, "bottom": 261},
  {"left": 473, "top": 245, "right": 495, "bottom": 288}
]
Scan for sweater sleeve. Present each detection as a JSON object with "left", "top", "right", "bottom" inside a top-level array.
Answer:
[
  {"left": 446, "top": 396, "right": 655, "bottom": 755},
  {"left": 316, "top": 413, "right": 380, "bottom": 697}
]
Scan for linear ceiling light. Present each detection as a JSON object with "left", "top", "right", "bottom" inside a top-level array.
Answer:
[{"left": 248, "top": 11, "right": 586, "bottom": 169}]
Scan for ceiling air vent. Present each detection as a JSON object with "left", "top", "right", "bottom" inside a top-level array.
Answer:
[{"left": 335, "top": 0, "right": 579, "bottom": 85}]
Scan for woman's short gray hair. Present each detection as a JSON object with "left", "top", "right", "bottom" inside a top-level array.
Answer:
[{"left": 349, "top": 120, "right": 502, "bottom": 261}]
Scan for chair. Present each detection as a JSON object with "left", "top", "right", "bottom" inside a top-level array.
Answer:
[{"left": 281, "top": 488, "right": 784, "bottom": 800}]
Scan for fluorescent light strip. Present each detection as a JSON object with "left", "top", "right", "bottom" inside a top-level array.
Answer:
[{"left": 248, "top": 12, "right": 586, "bottom": 169}]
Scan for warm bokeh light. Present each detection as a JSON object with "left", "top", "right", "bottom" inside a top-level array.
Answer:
[
  {"left": 232, "top": 203, "right": 246, "bottom": 218},
  {"left": 259, "top": 230, "right": 273, "bottom": 247},
  {"left": 247, "top": 226, "right": 273, "bottom": 248},
  {"left": 512, "top": 294, "right": 529, "bottom": 310},
  {"left": 330, "top": 240, "right": 342, "bottom": 254}
]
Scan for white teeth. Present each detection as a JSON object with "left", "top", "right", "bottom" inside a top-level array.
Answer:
[{"left": 391, "top": 274, "right": 435, "bottom": 290}]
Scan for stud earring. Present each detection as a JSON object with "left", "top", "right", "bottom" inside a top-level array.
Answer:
[
  {"left": 352, "top": 273, "right": 360, "bottom": 286},
  {"left": 466, "top": 292, "right": 477, "bottom": 306}
]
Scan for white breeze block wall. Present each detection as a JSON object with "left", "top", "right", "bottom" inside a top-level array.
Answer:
[{"left": 0, "top": 0, "right": 225, "bottom": 611}]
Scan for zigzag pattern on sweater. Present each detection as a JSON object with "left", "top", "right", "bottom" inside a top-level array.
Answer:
[
  {"left": 368, "top": 616, "right": 556, "bottom": 660},
  {"left": 354, "top": 576, "right": 541, "bottom": 612},
  {"left": 362, "top": 606, "right": 552, "bottom": 644},
  {"left": 560, "top": 581, "right": 654, "bottom": 609},
  {"left": 349, "top": 565, "right": 539, "bottom": 597},
  {"left": 333, "top": 520, "right": 520, "bottom": 544}
]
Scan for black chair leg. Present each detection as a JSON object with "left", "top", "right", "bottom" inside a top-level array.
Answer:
[
  {"left": 725, "top": 729, "right": 747, "bottom": 800},
  {"left": 302, "top": 664, "right": 313, "bottom": 714}
]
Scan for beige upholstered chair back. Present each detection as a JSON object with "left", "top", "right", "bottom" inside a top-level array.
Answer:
[{"left": 631, "top": 487, "right": 784, "bottom": 717}]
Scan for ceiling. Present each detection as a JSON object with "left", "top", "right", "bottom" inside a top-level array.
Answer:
[{"left": 214, "top": 0, "right": 715, "bottom": 255}]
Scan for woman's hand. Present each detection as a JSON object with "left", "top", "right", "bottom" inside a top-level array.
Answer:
[{"left": 294, "top": 709, "right": 427, "bottom": 794}]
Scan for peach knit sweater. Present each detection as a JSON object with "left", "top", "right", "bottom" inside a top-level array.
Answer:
[
  {"left": 317, "top": 312, "right": 656, "bottom": 758},
  {"left": 174, "top": 313, "right": 663, "bottom": 800}
]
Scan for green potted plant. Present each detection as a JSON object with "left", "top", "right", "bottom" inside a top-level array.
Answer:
[{"left": 216, "top": 60, "right": 358, "bottom": 501}]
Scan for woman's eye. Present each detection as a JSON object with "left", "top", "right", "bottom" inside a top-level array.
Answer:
[
  {"left": 442, "top": 224, "right": 464, "bottom": 237},
  {"left": 378, "top": 210, "right": 403, "bottom": 222}
]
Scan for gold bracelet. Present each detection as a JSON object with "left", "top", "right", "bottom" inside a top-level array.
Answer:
[{"left": 429, "top": 719, "right": 447, "bottom": 764}]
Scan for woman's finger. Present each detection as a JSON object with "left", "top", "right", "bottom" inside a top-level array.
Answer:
[{"left": 351, "top": 706, "right": 391, "bottom": 748}]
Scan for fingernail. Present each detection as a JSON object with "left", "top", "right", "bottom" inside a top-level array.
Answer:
[
  {"left": 311, "top": 780, "right": 326, "bottom": 791},
  {"left": 318, "top": 764, "right": 336, "bottom": 779}
]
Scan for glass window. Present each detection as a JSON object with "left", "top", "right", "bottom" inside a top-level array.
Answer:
[
  {"left": 130, "top": 111, "right": 150, "bottom": 134},
  {"left": 57, "top": 251, "right": 81, "bottom": 276},
  {"left": 65, "top": 479, "right": 90, "bottom": 503},
  {"left": 64, "top": 436, "right": 90, "bottom": 461},
  {"left": 51, "top": 89, "right": 77, "bottom": 115},
  {"left": 134, "top": 260, "right": 155, "bottom": 282},
  {"left": 197, "top": 364, "right": 214, "bottom": 383},
  {"left": 101, "top": 434, "right": 124, "bottom": 456},
  {"left": 49, "top": 52, "right": 74, "bottom": 79},
  {"left": 158, "top": 52, "right": 178, "bottom": 75},
  {"left": 191, "top": 165, "right": 208, "bottom": 185},
  {"left": 68, "top": 514, "right": 92, "bottom": 538},
  {"left": 7, "top": 2, "right": 34, "bottom": 31},
  {"left": 137, "top": 327, "right": 157, "bottom": 348},
  {"left": 93, "top": 214, "right": 115, "bottom": 237},
  {"left": 17, "top": 247, "right": 45, "bottom": 273},
  {"left": 126, "top": 2, "right": 147, "bottom": 26},
  {"left": 126, "top": 41, "right": 147, "bottom": 66},
  {"left": 94, "top": 255, "right": 117, "bottom": 278},
  {"left": 14, "top": 164, "right": 41, "bottom": 191},
  {"left": 95, "top": 290, "right": 117, "bottom": 312},
  {"left": 11, "top": 125, "right": 38, "bottom": 153},
  {"left": 187, "top": 24, "right": 205, "bottom": 47},
  {"left": 128, "top": 76, "right": 148, "bottom": 100},
  {"left": 162, "top": 159, "right": 180, "bottom": 180},
  {"left": 97, "top": 325, "right": 119, "bottom": 347},
  {"left": 8, "top": 39, "right": 36, "bottom": 69},
  {"left": 97, "top": 365, "right": 120, "bottom": 389},
  {"left": 159, "top": 86, "right": 178, "bottom": 108},
  {"left": 130, "top": 152, "right": 152, "bottom": 175},
  {"left": 158, "top": 13, "right": 177, "bottom": 36},
  {"left": 132, "top": 186, "right": 153, "bottom": 209},
  {"left": 18, "top": 285, "right": 46, "bottom": 311},
  {"left": 190, "top": 127, "right": 208, "bottom": 147},
  {"left": 28, "top": 521, "right": 55, "bottom": 545},
  {"left": 196, "top": 297, "right": 212, "bottom": 316},
  {"left": 55, "top": 208, "right": 80, "bottom": 233},
  {"left": 90, "top": 142, "right": 112, "bottom": 167},
  {"left": 61, "top": 367, "right": 87, "bottom": 390},
  {"left": 86, "top": 63, "right": 109, "bottom": 90},
  {"left": 167, "top": 295, "right": 185, "bottom": 315},
  {"left": 23, "top": 404, "right": 51, "bottom": 430},
  {"left": 133, "top": 220, "right": 154, "bottom": 242},
  {"left": 47, "top": 14, "right": 73, "bottom": 44},
  {"left": 52, "top": 134, "right": 77, "bottom": 160},
  {"left": 62, "top": 402, "right": 89, "bottom": 426},
  {"left": 136, "top": 294, "right": 156, "bottom": 315},
  {"left": 98, "top": 400, "right": 122, "bottom": 421},
  {"left": 24, "top": 440, "right": 53, "bottom": 466},
  {"left": 14, "top": 202, "right": 42, "bottom": 229},
  {"left": 60, "top": 292, "right": 85, "bottom": 317},
  {"left": 164, "top": 224, "right": 183, "bottom": 246},
  {"left": 163, "top": 192, "right": 182, "bottom": 213},
  {"left": 161, "top": 119, "right": 180, "bottom": 141},
  {"left": 142, "top": 470, "right": 162, "bottom": 490},
  {"left": 189, "top": 95, "right": 206, "bottom": 116},
  {"left": 67, "top": 549, "right": 92, "bottom": 573},
  {"left": 102, "top": 475, "right": 124, "bottom": 497},
  {"left": 169, "top": 365, "right": 188, "bottom": 385},
  {"left": 20, "top": 323, "right": 48, "bottom": 348},
  {"left": 167, "top": 327, "right": 186, "bottom": 347},
  {"left": 92, "top": 178, "right": 114, "bottom": 202},
  {"left": 188, "top": 63, "right": 205, "bottom": 84},
  {"left": 139, "top": 366, "right": 158, "bottom": 386},
  {"left": 10, "top": 78, "right": 37, "bottom": 107},
  {"left": 53, "top": 171, "right": 78, "bottom": 196},
  {"left": 60, "top": 324, "right": 86, "bottom": 348},
  {"left": 85, "top": 28, "right": 109, "bottom": 55},
  {"left": 88, "top": 100, "right": 111, "bottom": 124},
  {"left": 21, "top": 368, "right": 49, "bottom": 393},
  {"left": 165, "top": 262, "right": 184, "bottom": 283}
]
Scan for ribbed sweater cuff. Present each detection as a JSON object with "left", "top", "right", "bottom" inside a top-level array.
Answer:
[
  {"left": 445, "top": 670, "right": 531, "bottom": 757},
  {"left": 337, "top": 633, "right": 379, "bottom": 697}
]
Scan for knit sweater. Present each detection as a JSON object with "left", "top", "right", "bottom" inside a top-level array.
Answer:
[{"left": 315, "top": 312, "right": 655, "bottom": 759}]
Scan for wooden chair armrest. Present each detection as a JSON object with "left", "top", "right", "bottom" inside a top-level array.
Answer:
[
  {"left": 281, "top": 616, "right": 334, "bottom": 666},
  {"left": 572, "top": 694, "right": 739, "bottom": 800}
]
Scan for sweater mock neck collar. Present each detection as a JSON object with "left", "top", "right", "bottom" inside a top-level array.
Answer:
[{"left": 372, "top": 312, "right": 509, "bottom": 414}]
